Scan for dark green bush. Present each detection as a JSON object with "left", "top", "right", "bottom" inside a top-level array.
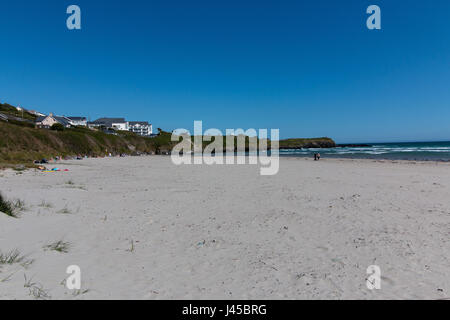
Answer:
[
  {"left": 0, "top": 193, "right": 14, "bottom": 217},
  {"left": 50, "top": 123, "right": 65, "bottom": 131}
]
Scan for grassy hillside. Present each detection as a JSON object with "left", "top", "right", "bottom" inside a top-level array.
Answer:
[
  {"left": 0, "top": 121, "right": 166, "bottom": 164},
  {"left": 0, "top": 103, "right": 37, "bottom": 121},
  {"left": 279, "top": 137, "right": 335, "bottom": 149}
]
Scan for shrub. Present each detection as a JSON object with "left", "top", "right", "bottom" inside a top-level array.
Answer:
[
  {"left": 0, "top": 193, "right": 25, "bottom": 217},
  {"left": 50, "top": 123, "right": 65, "bottom": 131},
  {"left": 0, "top": 193, "right": 14, "bottom": 217}
]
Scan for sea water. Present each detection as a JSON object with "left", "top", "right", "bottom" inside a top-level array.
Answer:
[{"left": 279, "top": 141, "right": 450, "bottom": 161}]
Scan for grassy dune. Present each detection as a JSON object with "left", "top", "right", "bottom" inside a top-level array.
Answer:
[{"left": 0, "top": 121, "right": 173, "bottom": 164}]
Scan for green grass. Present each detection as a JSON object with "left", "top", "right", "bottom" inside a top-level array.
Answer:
[
  {"left": 13, "top": 199, "right": 26, "bottom": 212},
  {"left": 0, "top": 193, "right": 14, "bottom": 217},
  {"left": 279, "top": 137, "right": 335, "bottom": 149},
  {"left": 0, "top": 249, "right": 34, "bottom": 269},
  {"left": 38, "top": 200, "right": 53, "bottom": 208},
  {"left": 43, "top": 240, "right": 71, "bottom": 253},
  {"left": 57, "top": 206, "right": 72, "bottom": 214},
  {"left": 24, "top": 274, "right": 51, "bottom": 300},
  {"left": 0, "top": 193, "right": 25, "bottom": 217},
  {"left": 0, "top": 103, "right": 37, "bottom": 121},
  {"left": 0, "top": 120, "right": 158, "bottom": 163},
  {"left": 0, "top": 273, "right": 14, "bottom": 283},
  {"left": 72, "top": 289, "right": 90, "bottom": 297},
  {"left": 0, "top": 249, "right": 26, "bottom": 264},
  {"left": 126, "top": 240, "right": 135, "bottom": 253}
]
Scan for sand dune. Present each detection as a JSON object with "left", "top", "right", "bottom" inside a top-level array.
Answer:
[{"left": 1, "top": 156, "right": 449, "bottom": 299}]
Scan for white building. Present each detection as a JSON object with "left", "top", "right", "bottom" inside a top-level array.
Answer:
[
  {"left": 88, "top": 118, "right": 153, "bottom": 136},
  {"left": 129, "top": 121, "right": 152, "bottom": 136},
  {"left": 88, "top": 118, "right": 128, "bottom": 130},
  {"left": 112, "top": 122, "right": 129, "bottom": 131},
  {"left": 35, "top": 113, "right": 72, "bottom": 128}
]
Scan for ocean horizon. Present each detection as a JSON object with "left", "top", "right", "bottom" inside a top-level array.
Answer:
[{"left": 279, "top": 141, "right": 450, "bottom": 161}]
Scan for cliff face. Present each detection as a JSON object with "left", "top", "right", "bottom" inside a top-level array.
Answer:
[{"left": 279, "top": 138, "right": 336, "bottom": 149}]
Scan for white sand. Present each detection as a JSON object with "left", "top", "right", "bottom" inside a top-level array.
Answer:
[{"left": 0, "top": 156, "right": 449, "bottom": 300}]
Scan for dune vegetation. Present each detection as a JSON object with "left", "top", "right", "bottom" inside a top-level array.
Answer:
[{"left": 0, "top": 121, "right": 181, "bottom": 164}]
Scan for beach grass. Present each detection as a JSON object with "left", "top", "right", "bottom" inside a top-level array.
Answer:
[
  {"left": 43, "top": 240, "right": 70, "bottom": 253},
  {"left": 0, "top": 193, "right": 26, "bottom": 217},
  {"left": 57, "top": 206, "right": 72, "bottom": 214},
  {"left": 23, "top": 274, "right": 51, "bottom": 300},
  {"left": 38, "top": 200, "right": 53, "bottom": 208},
  {"left": 0, "top": 249, "right": 26, "bottom": 265},
  {"left": 0, "top": 193, "right": 15, "bottom": 217}
]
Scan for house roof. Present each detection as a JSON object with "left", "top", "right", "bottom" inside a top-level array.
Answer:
[
  {"left": 54, "top": 116, "right": 71, "bottom": 126},
  {"left": 90, "top": 118, "right": 126, "bottom": 127},
  {"left": 91, "top": 118, "right": 126, "bottom": 123},
  {"left": 28, "top": 110, "right": 46, "bottom": 116},
  {"left": 129, "top": 121, "right": 150, "bottom": 126},
  {"left": 35, "top": 116, "right": 46, "bottom": 122},
  {"left": 66, "top": 116, "right": 87, "bottom": 121}
]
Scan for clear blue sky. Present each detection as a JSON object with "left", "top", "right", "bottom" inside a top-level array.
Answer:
[{"left": 1, "top": 0, "right": 449, "bottom": 143}]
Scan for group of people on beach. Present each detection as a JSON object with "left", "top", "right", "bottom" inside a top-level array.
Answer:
[{"left": 314, "top": 153, "right": 321, "bottom": 161}]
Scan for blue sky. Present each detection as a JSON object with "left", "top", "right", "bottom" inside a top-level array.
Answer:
[{"left": 0, "top": 0, "right": 449, "bottom": 143}]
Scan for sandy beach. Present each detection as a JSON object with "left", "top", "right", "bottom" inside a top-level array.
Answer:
[{"left": 0, "top": 156, "right": 449, "bottom": 300}]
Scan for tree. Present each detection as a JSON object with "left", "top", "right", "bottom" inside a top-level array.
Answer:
[{"left": 51, "top": 123, "right": 65, "bottom": 131}]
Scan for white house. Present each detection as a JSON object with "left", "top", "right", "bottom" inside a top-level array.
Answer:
[
  {"left": 112, "top": 122, "right": 129, "bottom": 131},
  {"left": 88, "top": 118, "right": 129, "bottom": 131},
  {"left": 87, "top": 117, "right": 155, "bottom": 135},
  {"left": 35, "top": 113, "right": 72, "bottom": 128},
  {"left": 129, "top": 121, "right": 153, "bottom": 136}
]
